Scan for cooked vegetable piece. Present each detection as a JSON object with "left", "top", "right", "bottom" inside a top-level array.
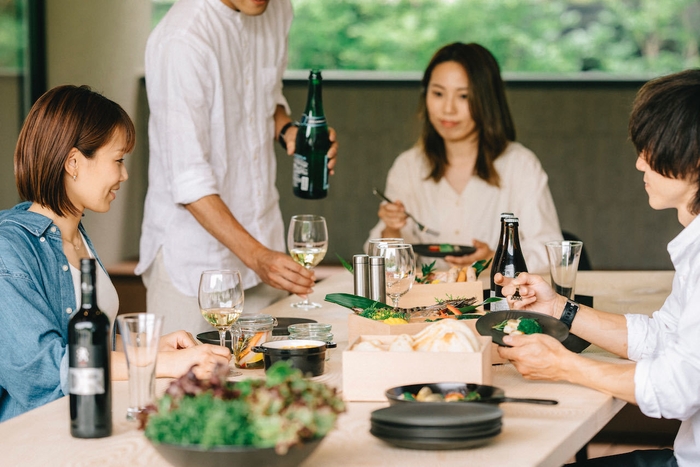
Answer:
[
  {"left": 493, "top": 317, "right": 543, "bottom": 335},
  {"left": 439, "top": 244, "right": 454, "bottom": 252},
  {"left": 517, "top": 318, "right": 543, "bottom": 335}
]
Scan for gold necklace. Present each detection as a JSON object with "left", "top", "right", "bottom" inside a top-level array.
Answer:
[{"left": 63, "top": 235, "right": 82, "bottom": 251}]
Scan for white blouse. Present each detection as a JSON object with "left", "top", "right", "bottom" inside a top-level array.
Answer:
[{"left": 367, "top": 142, "right": 562, "bottom": 273}]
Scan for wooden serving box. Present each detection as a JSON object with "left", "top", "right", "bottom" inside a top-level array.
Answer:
[
  {"left": 347, "top": 281, "right": 507, "bottom": 364},
  {"left": 342, "top": 334, "right": 493, "bottom": 401}
]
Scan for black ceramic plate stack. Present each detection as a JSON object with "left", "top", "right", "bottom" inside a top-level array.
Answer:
[{"left": 370, "top": 403, "right": 502, "bottom": 450}]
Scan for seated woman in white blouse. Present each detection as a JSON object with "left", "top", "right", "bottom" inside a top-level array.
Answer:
[
  {"left": 0, "top": 85, "right": 230, "bottom": 422},
  {"left": 367, "top": 42, "right": 562, "bottom": 273}
]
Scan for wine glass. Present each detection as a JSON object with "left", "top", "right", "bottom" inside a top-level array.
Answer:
[
  {"left": 287, "top": 214, "right": 328, "bottom": 308},
  {"left": 378, "top": 243, "right": 415, "bottom": 309},
  {"left": 368, "top": 237, "right": 404, "bottom": 257},
  {"left": 198, "top": 269, "right": 244, "bottom": 376}
]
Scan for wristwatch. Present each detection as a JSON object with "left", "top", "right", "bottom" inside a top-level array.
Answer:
[
  {"left": 277, "top": 121, "right": 297, "bottom": 150},
  {"left": 560, "top": 299, "right": 579, "bottom": 329}
]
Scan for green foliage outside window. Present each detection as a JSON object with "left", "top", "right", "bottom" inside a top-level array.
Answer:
[
  {"left": 1, "top": 0, "right": 698, "bottom": 74},
  {"left": 0, "top": 0, "right": 23, "bottom": 71}
]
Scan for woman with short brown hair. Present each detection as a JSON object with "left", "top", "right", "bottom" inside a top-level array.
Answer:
[{"left": 0, "top": 85, "right": 230, "bottom": 422}]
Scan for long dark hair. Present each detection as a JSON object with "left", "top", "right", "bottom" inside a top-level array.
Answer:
[
  {"left": 418, "top": 42, "right": 515, "bottom": 185},
  {"left": 629, "top": 69, "right": 700, "bottom": 214}
]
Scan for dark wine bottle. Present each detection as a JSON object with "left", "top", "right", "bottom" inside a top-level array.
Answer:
[
  {"left": 293, "top": 69, "right": 331, "bottom": 199},
  {"left": 491, "top": 217, "right": 528, "bottom": 311},
  {"left": 69, "top": 258, "right": 112, "bottom": 438},
  {"left": 490, "top": 212, "right": 515, "bottom": 298}
]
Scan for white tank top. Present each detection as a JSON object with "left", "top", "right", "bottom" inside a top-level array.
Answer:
[{"left": 69, "top": 233, "right": 120, "bottom": 332}]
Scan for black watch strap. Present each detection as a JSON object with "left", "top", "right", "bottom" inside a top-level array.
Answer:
[
  {"left": 277, "top": 121, "right": 296, "bottom": 150},
  {"left": 560, "top": 299, "right": 579, "bottom": 329}
]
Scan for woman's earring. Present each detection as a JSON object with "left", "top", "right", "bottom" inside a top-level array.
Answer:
[{"left": 73, "top": 173, "right": 77, "bottom": 181}]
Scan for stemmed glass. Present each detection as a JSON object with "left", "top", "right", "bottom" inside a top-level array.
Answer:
[
  {"left": 368, "top": 237, "right": 404, "bottom": 257},
  {"left": 198, "top": 269, "right": 244, "bottom": 376},
  {"left": 287, "top": 214, "right": 328, "bottom": 309},
  {"left": 378, "top": 243, "right": 415, "bottom": 309}
]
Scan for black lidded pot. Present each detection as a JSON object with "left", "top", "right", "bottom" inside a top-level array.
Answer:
[{"left": 252, "top": 340, "right": 336, "bottom": 376}]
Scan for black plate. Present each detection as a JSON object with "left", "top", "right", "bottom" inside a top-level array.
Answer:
[
  {"left": 385, "top": 382, "right": 557, "bottom": 406},
  {"left": 371, "top": 402, "right": 502, "bottom": 428},
  {"left": 196, "top": 331, "right": 232, "bottom": 351},
  {"left": 370, "top": 430, "right": 500, "bottom": 450},
  {"left": 475, "top": 311, "right": 569, "bottom": 347},
  {"left": 370, "top": 421, "right": 502, "bottom": 440},
  {"left": 412, "top": 244, "right": 476, "bottom": 258},
  {"left": 273, "top": 317, "right": 317, "bottom": 336}
]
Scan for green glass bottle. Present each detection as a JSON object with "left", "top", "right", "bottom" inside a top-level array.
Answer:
[{"left": 293, "top": 69, "right": 330, "bottom": 199}]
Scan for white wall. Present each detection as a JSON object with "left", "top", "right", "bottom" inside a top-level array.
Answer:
[{"left": 46, "top": 0, "right": 151, "bottom": 266}]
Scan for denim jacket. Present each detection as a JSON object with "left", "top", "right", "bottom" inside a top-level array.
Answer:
[{"left": 0, "top": 202, "right": 104, "bottom": 422}]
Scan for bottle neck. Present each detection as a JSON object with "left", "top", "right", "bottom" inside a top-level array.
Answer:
[
  {"left": 303, "top": 75, "right": 325, "bottom": 122},
  {"left": 80, "top": 263, "right": 98, "bottom": 310}
]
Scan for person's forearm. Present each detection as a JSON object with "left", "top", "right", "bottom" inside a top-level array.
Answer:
[
  {"left": 185, "top": 194, "right": 266, "bottom": 270},
  {"left": 565, "top": 305, "right": 629, "bottom": 358},
  {"left": 273, "top": 104, "right": 292, "bottom": 140},
  {"left": 564, "top": 355, "right": 637, "bottom": 404}
]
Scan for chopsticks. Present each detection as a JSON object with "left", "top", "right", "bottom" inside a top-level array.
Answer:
[{"left": 372, "top": 187, "right": 440, "bottom": 236}]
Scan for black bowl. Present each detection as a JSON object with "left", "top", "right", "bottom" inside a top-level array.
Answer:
[
  {"left": 252, "top": 340, "right": 336, "bottom": 377},
  {"left": 150, "top": 437, "right": 324, "bottom": 467}
]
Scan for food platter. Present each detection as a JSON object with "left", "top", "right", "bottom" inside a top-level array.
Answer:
[
  {"left": 475, "top": 311, "right": 569, "bottom": 347},
  {"left": 413, "top": 244, "right": 476, "bottom": 258}
]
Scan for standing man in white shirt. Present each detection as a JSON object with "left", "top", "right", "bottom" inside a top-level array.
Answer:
[
  {"left": 496, "top": 70, "right": 700, "bottom": 466},
  {"left": 136, "top": 0, "right": 338, "bottom": 335}
]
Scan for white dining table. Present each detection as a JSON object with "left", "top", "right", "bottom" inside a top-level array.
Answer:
[{"left": 0, "top": 270, "right": 675, "bottom": 467}]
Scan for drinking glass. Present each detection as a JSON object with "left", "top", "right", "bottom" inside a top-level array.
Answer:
[
  {"left": 117, "top": 313, "right": 163, "bottom": 421},
  {"left": 378, "top": 243, "right": 415, "bottom": 309},
  {"left": 198, "top": 269, "right": 244, "bottom": 375},
  {"left": 368, "top": 237, "right": 404, "bottom": 257},
  {"left": 545, "top": 240, "right": 583, "bottom": 299},
  {"left": 287, "top": 214, "right": 328, "bottom": 308}
]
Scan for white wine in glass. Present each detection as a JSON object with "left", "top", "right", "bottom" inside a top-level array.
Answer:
[
  {"left": 287, "top": 214, "right": 328, "bottom": 308},
  {"left": 198, "top": 269, "right": 244, "bottom": 376},
  {"left": 378, "top": 243, "right": 415, "bottom": 309}
]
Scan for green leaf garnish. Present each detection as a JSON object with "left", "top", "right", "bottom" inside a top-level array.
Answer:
[
  {"left": 471, "top": 258, "right": 492, "bottom": 279},
  {"left": 336, "top": 253, "right": 353, "bottom": 273}
]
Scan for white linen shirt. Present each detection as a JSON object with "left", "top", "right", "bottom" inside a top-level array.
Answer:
[
  {"left": 627, "top": 214, "right": 700, "bottom": 466},
  {"left": 367, "top": 142, "right": 562, "bottom": 273},
  {"left": 136, "top": 0, "right": 293, "bottom": 295}
]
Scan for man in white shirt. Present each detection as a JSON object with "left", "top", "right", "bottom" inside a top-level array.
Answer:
[
  {"left": 497, "top": 70, "right": 700, "bottom": 466},
  {"left": 136, "top": 0, "right": 337, "bottom": 335}
]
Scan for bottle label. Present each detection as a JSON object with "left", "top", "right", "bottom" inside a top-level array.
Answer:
[
  {"left": 293, "top": 154, "right": 310, "bottom": 191},
  {"left": 69, "top": 368, "right": 105, "bottom": 395},
  {"left": 299, "top": 114, "right": 327, "bottom": 127}
]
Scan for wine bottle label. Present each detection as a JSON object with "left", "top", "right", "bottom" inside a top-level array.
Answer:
[{"left": 69, "top": 368, "right": 105, "bottom": 395}]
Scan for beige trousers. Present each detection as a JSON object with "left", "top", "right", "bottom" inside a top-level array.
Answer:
[{"left": 141, "top": 249, "right": 289, "bottom": 336}]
